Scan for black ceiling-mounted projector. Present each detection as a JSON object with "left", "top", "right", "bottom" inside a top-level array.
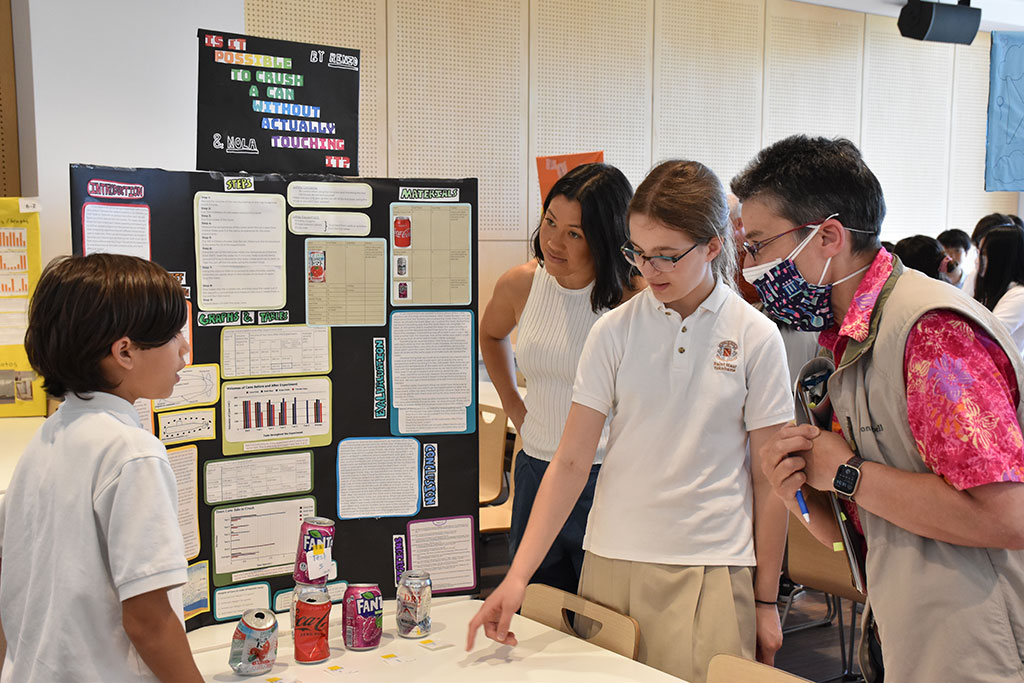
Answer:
[{"left": 898, "top": 0, "right": 982, "bottom": 45}]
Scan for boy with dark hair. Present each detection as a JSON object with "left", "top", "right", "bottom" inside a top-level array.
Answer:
[
  {"left": 3, "top": 254, "right": 202, "bottom": 682},
  {"left": 735, "top": 135, "right": 1024, "bottom": 682}
]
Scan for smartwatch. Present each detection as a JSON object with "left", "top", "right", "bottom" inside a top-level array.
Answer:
[{"left": 833, "top": 455, "right": 865, "bottom": 501}]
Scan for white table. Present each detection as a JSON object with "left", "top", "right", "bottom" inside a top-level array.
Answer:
[{"left": 191, "top": 597, "right": 683, "bottom": 682}]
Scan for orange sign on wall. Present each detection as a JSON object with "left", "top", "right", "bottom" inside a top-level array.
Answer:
[{"left": 536, "top": 151, "right": 604, "bottom": 202}]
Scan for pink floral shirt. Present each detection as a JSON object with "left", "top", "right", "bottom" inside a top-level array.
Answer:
[{"left": 819, "top": 248, "right": 1024, "bottom": 494}]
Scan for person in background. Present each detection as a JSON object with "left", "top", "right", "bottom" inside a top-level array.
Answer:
[
  {"left": 479, "top": 163, "right": 638, "bottom": 594},
  {"left": 937, "top": 228, "right": 972, "bottom": 289},
  {"left": 966, "top": 213, "right": 1018, "bottom": 298},
  {"left": 893, "top": 234, "right": 962, "bottom": 285},
  {"left": 470, "top": 160, "right": 793, "bottom": 683},
  {"left": 879, "top": 240, "right": 896, "bottom": 253},
  {"left": 3, "top": 254, "right": 201, "bottom": 682},
  {"left": 740, "top": 135, "right": 1024, "bottom": 682},
  {"left": 975, "top": 225, "right": 1024, "bottom": 357}
]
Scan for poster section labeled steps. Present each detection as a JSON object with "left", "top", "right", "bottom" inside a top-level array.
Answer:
[
  {"left": 69, "top": 166, "right": 479, "bottom": 630},
  {"left": 196, "top": 29, "right": 359, "bottom": 176}
]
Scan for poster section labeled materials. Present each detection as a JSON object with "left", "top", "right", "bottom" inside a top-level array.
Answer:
[
  {"left": 390, "top": 310, "right": 475, "bottom": 434},
  {"left": 168, "top": 445, "right": 201, "bottom": 560},
  {"left": 205, "top": 450, "right": 314, "bottom": 505},
  {"left": 153, "top": 363, "right": 220, "bottom": 412},
  {"left": 222, "top": 377, "right": 332, "bottom": 454},
  {"left": 407, "top": 516, "right": 477, "bottom": 593},
  {"left": 194, "top": 191, "right": 286, "bottom": 311},
  {"left": 69, "top": 166, "right": 480, "bottom": 631},
  {"left": 196, "top": 29, "right": 360, "bottom": 176},
  {"left": 213, "top": 582, "right": 272, "bottom": 621},
  {"left": 305, "top": 238, "right": 386, "bottom": 326},
  {"left": 221, "top": 324, "right": 330, "bottom": 378},
  {"left": 337, "top": 438, "right": 420, "bottom": 519},
  {"left": 184, "top": 561, "right": 211, "bottom": 621},
  {"left": 0, "top": 198, "right": 45, "bottom": 416},
  {"left": 212, "top": 496, "right": 316, "bottom": 586},
  {"left": 389, "top": 203, "right": 471, "bottom": 306}
]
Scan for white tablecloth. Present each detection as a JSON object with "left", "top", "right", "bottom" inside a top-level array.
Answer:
[{"left": 190, "top": 596, "right": 683, "bottom": 682}]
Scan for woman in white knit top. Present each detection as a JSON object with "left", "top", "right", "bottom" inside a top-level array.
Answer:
[{"left": 479, "top": 163, "right": 638, "bottom": 593}]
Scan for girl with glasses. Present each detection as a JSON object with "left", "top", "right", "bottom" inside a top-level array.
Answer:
[
  {"left": 479, "top": 163, "right": 639, "bottom": 595},
  {"left": 470, "top": 160, "right": 793, "bottom": 683}
]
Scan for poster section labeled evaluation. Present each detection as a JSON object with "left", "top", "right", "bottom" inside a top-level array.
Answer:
[
  {"left": 69, "top": 165, "right": 479, "bottom": 629},
  {"left": 197, "top": 29, "right": 359, "bottom": 176}
]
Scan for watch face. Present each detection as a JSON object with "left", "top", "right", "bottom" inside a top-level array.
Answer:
[{"left": 834, "top": 464, "right": 860, "bottom": 495}]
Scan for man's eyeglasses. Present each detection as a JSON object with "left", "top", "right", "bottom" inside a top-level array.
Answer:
[
  {"left": 742, "top": 213, "right": 839, "bottom": 259},
  {"left": 620, "top": 240, "right": 701, "bottom": 273}
]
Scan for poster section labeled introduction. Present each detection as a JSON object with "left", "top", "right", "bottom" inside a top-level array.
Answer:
[
  {"left": 197, "top": 29, "right": 359, "bottom": 176},
  {"left": 69, "top": 166, "right": 479, "bottom": 630},
  {"left": 0, "top": 198, "right": 45, "bottom": 416}
]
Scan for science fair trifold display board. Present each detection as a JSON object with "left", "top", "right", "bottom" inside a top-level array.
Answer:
[{"left": 70, "top": 166, "right": 479, "bottom": 630}]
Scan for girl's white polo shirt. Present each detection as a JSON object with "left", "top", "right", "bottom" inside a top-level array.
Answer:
[{"left": 572, "top": 282, "right": 793, "bottom": 566}]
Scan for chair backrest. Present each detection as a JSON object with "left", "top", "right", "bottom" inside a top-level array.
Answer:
[
  {"left": 478, "top": 404, "right": 508, "bottom": 505},
  {"left": 520, "top": 583, "right": 640, "bottom": 660},
  {"left": 707, "top": 654, "right": 812, "bottom": 683},
  {"left": 787, "top": 511, "right": 865, "bottom": 604}
]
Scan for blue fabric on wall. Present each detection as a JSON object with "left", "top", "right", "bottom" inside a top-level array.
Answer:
[{"left": 986, "top": 32, "right": 1024, "bottom": 191}]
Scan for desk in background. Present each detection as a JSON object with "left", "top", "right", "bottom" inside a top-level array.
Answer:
[{"left": 191, "top": 596, "right": 682, "bottom": 682}]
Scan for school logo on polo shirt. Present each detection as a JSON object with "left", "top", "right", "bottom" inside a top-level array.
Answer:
[{"left": 714, "top": 340, "right": 739, "bottom": 372}]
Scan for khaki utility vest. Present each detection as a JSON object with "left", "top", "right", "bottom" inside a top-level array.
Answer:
[{"left": 827, "top": 258, "right": 1024, "bottom": 682}]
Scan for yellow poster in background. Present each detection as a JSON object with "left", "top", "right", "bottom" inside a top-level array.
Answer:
[{"left": 0, "top": 197, "right": 45, "bottom": 417}]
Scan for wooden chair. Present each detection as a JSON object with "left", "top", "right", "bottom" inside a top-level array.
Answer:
[
  {"left": 520, "top": 582, "right": 640, "bottom": 660},
  {"left": 479, "top": 404, "right": 509, "bottom": 505},
  {"left": 782, "top": 511, "right": 866, "bottom": 681},
  {"left": 707, "top": 654, "right": 812, "bottom": 683},
  {"left": 479, "top": 433, "right": 520, "bottom": 534}
]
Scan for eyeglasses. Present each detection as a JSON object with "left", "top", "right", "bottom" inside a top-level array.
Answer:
[
  {"left": 620, "top": 240, "right": 701, "bottom": 273},
  {"left": 742, "top": 213, "right": 839, "bottom": 259}
]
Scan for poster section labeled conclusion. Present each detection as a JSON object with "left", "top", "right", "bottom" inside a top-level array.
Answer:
[{"left": 69, "top": 166, "right": 479, "bottom": 630}]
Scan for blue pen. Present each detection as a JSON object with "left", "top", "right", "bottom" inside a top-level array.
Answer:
[{"left": 795, "top": 489, "right": 811, "bottom": 523}]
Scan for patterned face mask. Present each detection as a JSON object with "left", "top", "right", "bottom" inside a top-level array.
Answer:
[{"left": 742, "top": 224, "right": 868, "bottom": 331}]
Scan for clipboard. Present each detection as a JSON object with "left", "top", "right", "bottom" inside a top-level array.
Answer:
[{"left": 793, "top": 358, "right": 867, "bottom": 596}]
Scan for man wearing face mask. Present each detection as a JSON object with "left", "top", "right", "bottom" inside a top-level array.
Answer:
[{"left": 733, "top": 135, "right": 1024, "bottom": 683}]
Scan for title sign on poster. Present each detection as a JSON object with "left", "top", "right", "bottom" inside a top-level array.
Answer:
[{"left": 197, "top": 29, "right": 360, "bottom": 176}]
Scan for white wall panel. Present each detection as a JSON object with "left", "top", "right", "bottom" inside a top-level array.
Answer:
[
  {"left": 861, "top": 14, "right": 953, "bottom": 242},
  {"left": 529, "top": 0, "right": 653, "bottom": 232},
  {"left": 388, "top": 0, "right": 528, "bottom": 241},
  {"left": 763, "top": 0, "right": 863, "bottom": 147},
  {"left": 652, "top": 0, "right": 763, "bottom": 189},
  {"left": 246, "top": 0, "right": 388, "bottom": 177},
  {"left": 948, "top": 32, "right": 1020, "bottom": 233}
]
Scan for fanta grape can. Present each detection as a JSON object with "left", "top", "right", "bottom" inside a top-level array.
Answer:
[
  {"left": 293, "top": 517, "right": 334, "bottom": 584},
  {"left": 343, "top": 583, "right": 383, "bottom": 650}
]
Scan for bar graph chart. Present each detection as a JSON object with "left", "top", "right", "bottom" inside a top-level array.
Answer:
[
  {"left": 223, "top": 377, "right": 331, "bottom": 451},
  {"left": 0, "top": 252, "right": 27, "bottom": 272},
  {"left": 0, "top": 229, "right": 26, "bottom": 248},
  {"left": 0, "top": 275, "right": 29, "bottom": 296}
]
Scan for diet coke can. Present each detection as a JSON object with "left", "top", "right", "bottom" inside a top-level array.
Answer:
[
  {"left": 293, "top": 589, "right": 331, "bottom": 664},
  {"left": 293, "top": 517, "right": 334, "bottom": 585},
  {"left": 228, "top": 608, "right": 278, "bottom": 675},
  {"left": 394, "top": 216, "right": 412, "bottom": 248},
  {"left": 396, "top": 570, "right": 432, "bottom": 638},
  {"left": 343, "top": 583, "right": 383, "bottom": 650}
]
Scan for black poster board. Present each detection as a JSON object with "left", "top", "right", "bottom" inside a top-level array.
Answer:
[
  {"left": 70, "top": 165, "right": 478, "bottom": 631},
  {"left": 196, "top": 29, "right": 360, "bottom": 176}
]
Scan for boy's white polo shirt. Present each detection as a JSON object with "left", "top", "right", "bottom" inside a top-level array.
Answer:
[{"left": 573, "top": 281, "right": 793, "bottom": 566}]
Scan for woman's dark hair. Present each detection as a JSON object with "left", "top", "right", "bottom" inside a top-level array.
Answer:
[
  {"left": 974, "top": 226, "right": 1024, "bottom": 311},
  {"left": 972, "top": 213, "right": 1015, "bottom": 247},
  {"left": 532, "top": 163, "right": 633, "bottom": 312},
  {"left": 937, "top": 229, "right": 971, "bottom": 253},
  {"left": 731, "top": 135, "right": 885, "bottom": 254},
  {"left": 24, "top": 253, "right": 187, "bottom": 398},
  {"left": 894, "top": 235, "right": 947, "bottom": 281},
  {"left": 629, "top": 160, "right": 736, "bottom": 285}
]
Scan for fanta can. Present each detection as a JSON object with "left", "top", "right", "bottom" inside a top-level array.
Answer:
[{"left": 343, "top": 583, "right": 383, "bottom": 650}]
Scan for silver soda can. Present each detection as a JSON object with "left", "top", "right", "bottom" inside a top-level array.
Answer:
[
  {"left": 396, "top": 569, "right": 432, "bottom": 638},
  {"left": 228, "top": 608, "right": 278, "bottom": 675}
]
